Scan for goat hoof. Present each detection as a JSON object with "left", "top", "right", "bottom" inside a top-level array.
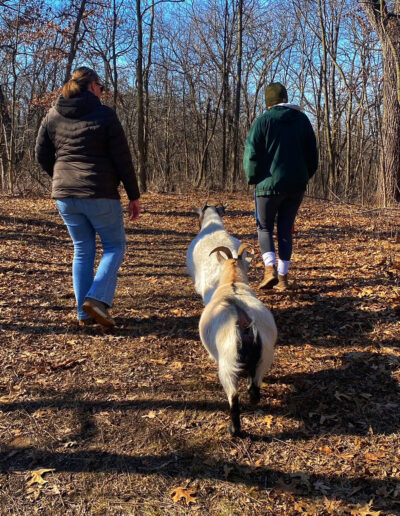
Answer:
[
  {"left": 248, "top": 386, "right": 261, "bottom": 405},
  {"left": 249, "top": 393, "right": 260, "bottom": 405},
  {"left": 229, "top": 424, "right": 242, "bottom": 438}
]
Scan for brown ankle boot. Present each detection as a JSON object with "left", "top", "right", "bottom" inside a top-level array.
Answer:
[
  {"left": 276, "top": 274, "right": 289, "bottom": 291},
  {"left": 259, "top": 265, "right": 278, "bottom": 289},
  {"left": 82, "top": 298, "right": 115, "bottom": 327}
]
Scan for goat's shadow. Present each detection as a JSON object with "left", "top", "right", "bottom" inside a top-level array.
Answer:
[{"left": 1, "top": 373, "right": 399, "bottom": 512}]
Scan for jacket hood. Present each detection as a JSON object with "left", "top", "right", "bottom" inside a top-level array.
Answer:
[
  {"left": 55, "top": 90, "right": 101, "bottom": 119},
  {"left": 268, "top": 105, "right": 304, "bottom": 122}
]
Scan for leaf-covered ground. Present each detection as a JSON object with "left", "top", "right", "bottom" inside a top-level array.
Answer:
[{"left": 0, "top": 192, "right": 399, "bottom": 515}]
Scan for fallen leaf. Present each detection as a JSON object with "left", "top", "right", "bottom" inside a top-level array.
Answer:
[
  {"left": 170, "top": 308, "right": 184, "bottom": 316},
  {"left": 323, "top": 498, "right": 342, "bottom": 512},
  {"left": 170, "top": 486, "right": 197, "bottom": 505},
  {"left": 350, "top": 499, "right": 381, "bottom": 515},
  {"left": 51, "top": 358, "right": 86, "bottom": 370},
  {"left": 149, "top": 358, "right": 167, "bottom": 365},
  {"left": 26, "top": 468, "right": 55, "bottom": 486},
  {"left": 33, "top": 409, "right": 52, "bottom": 419},
  {"left": 0, "top": 395, "right": 18, "bottom": 403},
  {"left": 142, "top": 411, "right": 157, "bottom": 419},
  {"left": 10, "top": 436, "right": 34, "bottom": 448},
  {"left": 365, "top": 452, "right": 384, "bottom": 462},
  {"left": 170, "top": 361, "right": 183, "bottom": 370},
  {"left": 262, "top": 415, "right": 273, "bottom": 428},
  {"left": 62, "top": 441, "right": 78, "bottom": 448},
  {"left": 47, "top": 485, "right": 61, "bottom": 495},
  {"left": 27, "top": 486, "right": 41, "bottom": 500}
]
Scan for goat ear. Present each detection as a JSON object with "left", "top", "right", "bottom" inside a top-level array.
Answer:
[
  {"left": 243, "top": 251, "right": 254, "bottom": 267},
  {"left": 238, "top": 244, "right": 254, "bottom": 266},
  {"left": 215, "top": 251, "right": 227, "bottom": 264},
  {"left": 216, "top": 204, "right": 226, "bottom": 217}
]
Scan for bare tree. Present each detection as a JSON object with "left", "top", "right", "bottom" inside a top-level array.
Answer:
[
  {"left": 230, "top": 0, "right": 243, "bottom": 188},
  {"left": 63, "top": 0, "right": 88, "bottom": 83},
  {"left": 360, "top": 0, "right": 400, "bottom": 204}
]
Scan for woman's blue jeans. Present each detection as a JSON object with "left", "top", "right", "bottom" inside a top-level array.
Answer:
[{"left": 56, "top": 198, "right": 126, "bottom": 320}]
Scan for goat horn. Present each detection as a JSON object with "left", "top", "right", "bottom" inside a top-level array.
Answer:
[
  {"left": 238, "top": 243, "right": 253, "bottom": 258},
  {"left": 209, "top": 246, "right": 233, "bottom": 259}
]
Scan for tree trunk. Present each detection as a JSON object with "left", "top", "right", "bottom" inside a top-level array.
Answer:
[
  {"left": 318, "top": 0, "right": 336, "bottom": 195},
  {"left": 143, "top": 0, "right": 155, "bottom": 190},
  {"left": 0, "top": 85, "right": 12, "bottom": 192},
  {"left": 361, "top": 0, "right": 400, "bottom": 204},
  {"left": 136, "top": 0, "right": 146, "bottom": 192},
  {"left": 221, "top": 0, "right": 229, "bottom": 184},
  {"left": 230, "top": 0, "right": 243, "bottom": 190},
  {"left": 64, "top": 0, "right": 88, "bottom": 84},
  {"left": 111, "top": 0, "right": 119, "bottom": 109},
  {"left": 379, "top": 36, "right": 400, "bottom": 204}
]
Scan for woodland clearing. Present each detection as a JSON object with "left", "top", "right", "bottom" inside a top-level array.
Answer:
[{"left": 0, "top": 192, "right": 399, "bottom": 515}]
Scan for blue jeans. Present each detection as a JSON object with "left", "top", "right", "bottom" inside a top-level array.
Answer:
[{"left": 56, "top": 198, "right": 126, "bottom": 320}]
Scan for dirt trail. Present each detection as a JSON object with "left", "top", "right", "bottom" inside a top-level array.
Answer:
[{"left": 0, "top": 193, "right": 399, "bottom": 515}]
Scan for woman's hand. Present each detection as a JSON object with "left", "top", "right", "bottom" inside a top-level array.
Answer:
[{"left": 128, "top": 199, "right": 141, "bottom": 222}]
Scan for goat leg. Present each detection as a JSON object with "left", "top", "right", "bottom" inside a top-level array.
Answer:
[
  {"left": 229, "top": 394, "right": 241, "bottom": 437},
  {"left": 248, "top": 381, "right": 261, "bottom": 404}
]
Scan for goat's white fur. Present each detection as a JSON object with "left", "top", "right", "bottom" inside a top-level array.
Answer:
[
  {"left": 199, "top": 247, "right": 277, "bottom": 434},
  {"left": 200, "top": 284, "right": 277, "bottom": 395},
  {"left": 186, "top": 206, "right": 242, "bottom": 305}
]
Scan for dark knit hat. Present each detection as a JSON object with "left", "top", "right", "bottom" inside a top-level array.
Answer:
[{"left": 265, "top": 82, "right": 288, "bottom": 107}]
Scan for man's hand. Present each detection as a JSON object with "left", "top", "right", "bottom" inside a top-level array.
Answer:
[{"left": 128, "top": 199, "right": 141, "bottom": 222}]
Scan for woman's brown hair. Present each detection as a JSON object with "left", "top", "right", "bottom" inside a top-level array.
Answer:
[{"left": 62, "top": 66, "right": 100, "bottom": 99}]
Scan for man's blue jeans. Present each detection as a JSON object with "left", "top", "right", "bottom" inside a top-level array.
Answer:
[{"left": 56, "top": 198, "right": 126, "bottom": 320}]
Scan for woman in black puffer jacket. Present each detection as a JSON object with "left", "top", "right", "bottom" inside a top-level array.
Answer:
[{"left": 36, "top": 66, "right": 140, "bottom": 328}]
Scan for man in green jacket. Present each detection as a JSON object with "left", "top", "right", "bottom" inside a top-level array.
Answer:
[{"left": 243, "top": 82, "right": 318, "bottom": 290}]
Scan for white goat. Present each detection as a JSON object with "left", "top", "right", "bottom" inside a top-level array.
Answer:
[
  {"left": 199, "top": 244, "right": 277, "bottom": 437},
  {"left": 186, "top": 202, "right": 242, "bottom": 305}
]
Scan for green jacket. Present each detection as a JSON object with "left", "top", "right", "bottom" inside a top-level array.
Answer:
[{"left": 243, "top": 106, "right": 318, "bottom": 195}]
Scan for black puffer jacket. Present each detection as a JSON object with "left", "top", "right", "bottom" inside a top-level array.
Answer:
[{"left": 35, "top": 91, "right": 140, "bottom": 201}]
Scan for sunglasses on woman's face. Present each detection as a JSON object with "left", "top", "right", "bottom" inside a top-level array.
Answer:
[{"left": 96, "top": 82, "right": 105, "bottom": 93}]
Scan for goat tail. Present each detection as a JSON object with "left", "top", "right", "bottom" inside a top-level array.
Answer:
[{"left": 231, "top": 302, "right": 261, "bottom": 377}]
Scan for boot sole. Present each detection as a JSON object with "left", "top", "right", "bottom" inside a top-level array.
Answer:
[
  {"left": 259, "top": 277, "right": 279, "bottom": 289},
  {"left": 78, "top": 318, "right": 96, "bottom": 327},
  {"left": 82, "top": 302, "right": 115, "bottom": 327}
]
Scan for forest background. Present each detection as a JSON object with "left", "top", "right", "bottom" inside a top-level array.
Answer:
[{"left": 1, "top": 0, "right": 400, "bottom": 205}]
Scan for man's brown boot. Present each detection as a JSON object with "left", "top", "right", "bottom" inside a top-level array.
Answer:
[
  {"left": 259, "top": 265, "right": 278, "bottom": 289},
  {"left": 275, "top": 274, "right": 289, "bottom": 291}
]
